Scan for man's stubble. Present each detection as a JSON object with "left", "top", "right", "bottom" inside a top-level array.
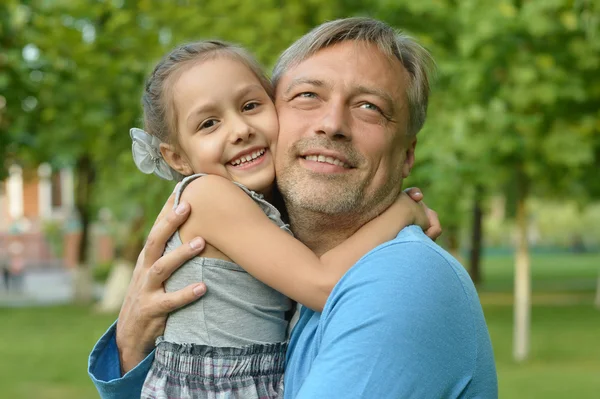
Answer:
[{"left": 276, "top": 138, "right": 403, "bottom": 251}]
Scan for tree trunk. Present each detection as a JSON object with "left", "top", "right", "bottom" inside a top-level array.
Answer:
[
  {"left": 96, "top": 260, "right": 134, "bottom": 313},
  {"left": 446, "top": 223, "right": 462, "bottom": 263},
  {"left": 469, "top": 187, "right": 484, "bottom": 285},
  {"left": 594, "top": 269, "right": 600, "bottom": 310},
  {"left": 513, "top": 171, "right": 531, "bottom": 362},
  {"left": 97, "top": 211, "right": 145, "bottom": 313},
  {"left": 73, "top": 154, "right": 96, "bottom": 304},
  {"left": 122, "top": 210, "right": 147, "bottom": 263}
]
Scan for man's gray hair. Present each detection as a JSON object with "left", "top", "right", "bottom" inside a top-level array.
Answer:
[{"left": 272, "top": 17, "right": 436, "bottom": 136}]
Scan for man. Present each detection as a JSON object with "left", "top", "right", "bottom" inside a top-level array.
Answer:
[{"left": 89, "top": 17, "right": 497, "bottom": 398}]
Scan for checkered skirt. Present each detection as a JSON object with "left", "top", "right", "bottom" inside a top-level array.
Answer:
[{"left": 141, "top": 340, "right": 286, "bottom": 399}]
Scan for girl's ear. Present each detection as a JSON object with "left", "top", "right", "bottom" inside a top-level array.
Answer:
[{"left": 160, "top": 143, "right": 193, "bottom": 176}]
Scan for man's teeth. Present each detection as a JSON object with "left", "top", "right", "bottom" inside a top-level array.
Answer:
[
  {"left": 304, "top": 155, "right": 349, "bottom": 168},
  {"left": 231, "top": 149, "right": 265, "bottom": 166}
]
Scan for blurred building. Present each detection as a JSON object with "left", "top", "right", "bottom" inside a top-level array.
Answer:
[
  {"left": 0, "top": 164, "right": 74, "bottom": 228},
  {"left": 0, "top": 163, "right": 114, "bottom": 269}
]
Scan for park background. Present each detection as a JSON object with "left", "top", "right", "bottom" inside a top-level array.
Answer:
[{"left": 1, "top": 0, "right": 599, "bottom": 398}]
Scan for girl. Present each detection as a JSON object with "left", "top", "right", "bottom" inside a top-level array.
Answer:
[{"left": 131, "top": 40, "right": 430, "bottom": 399}]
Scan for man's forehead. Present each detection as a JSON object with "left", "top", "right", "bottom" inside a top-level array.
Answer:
[
  {"left": 277, "top": 41, "right": 408, "bottom": 101},
  {"left": 307, "top": 40, "right": 387, "bottom": 61}
]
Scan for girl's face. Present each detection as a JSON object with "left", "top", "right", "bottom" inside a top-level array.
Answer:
[{"left": 170, "top": 57, "right": 279, "bottom": 195}]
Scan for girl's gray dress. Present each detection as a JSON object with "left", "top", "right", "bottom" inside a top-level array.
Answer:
[{"left": 141, "top": 174, "right": 292, "bottom": 399}]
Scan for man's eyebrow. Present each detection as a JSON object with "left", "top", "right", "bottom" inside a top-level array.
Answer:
[
  {"left": 284, "top": 78, "right": 328, "bottom": 96},
  {"left": 355, "top": 85, "right": 396, "bottom": 111}
]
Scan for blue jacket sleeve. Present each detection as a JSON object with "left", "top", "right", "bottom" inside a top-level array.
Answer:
[
  {"left": 295, "top": 242, "right": 480, "bottom": 399},
  {"left": 88, "top": 320, "right": 154, "bottom": 399}
]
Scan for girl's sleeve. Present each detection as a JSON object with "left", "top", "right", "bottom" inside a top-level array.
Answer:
[{"left": 88, "top": 320, "right": 154, "bottom": 399}]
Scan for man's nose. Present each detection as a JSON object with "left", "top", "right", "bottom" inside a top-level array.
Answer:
[{"left": 315, "top": 99, "right": 351, "bottom": 140}]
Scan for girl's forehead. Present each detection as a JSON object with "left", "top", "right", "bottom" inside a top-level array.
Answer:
[
  {"left": 175, "top": 57, "right": 261, "bottom": 90},
  {"left": 174, "top": 60, "right": 271, "bottom": 108}
]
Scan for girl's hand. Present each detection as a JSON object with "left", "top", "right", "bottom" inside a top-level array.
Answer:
[
  {"left": 116, "top": 188, "right": 207, "bottom": 375},
  {"left": 404, "top": 187, "right": 442, "bottom": 241}
]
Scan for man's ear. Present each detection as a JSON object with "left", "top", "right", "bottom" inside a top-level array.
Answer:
[
  {"left": 160, "top": 143, "right": 193, "bottom": 176},
  {"left": 401, "top": 137, "right": 417, "bottom": 178}
]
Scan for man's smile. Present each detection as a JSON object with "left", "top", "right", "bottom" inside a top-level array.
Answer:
[{"left": 301, "top": 154, "right": 350, "bottom": 169}]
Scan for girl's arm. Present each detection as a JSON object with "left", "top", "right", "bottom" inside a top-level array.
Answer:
[{"left": 179, "top": 175, "right": 427, "bottom": 312}]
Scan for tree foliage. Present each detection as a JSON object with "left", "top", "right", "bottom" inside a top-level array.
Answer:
[{"left": 2, "top": 0, "right": 599, "bottom": 263}]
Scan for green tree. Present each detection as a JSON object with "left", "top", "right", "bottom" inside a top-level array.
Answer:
[
  {"left": 355, "top": 0, "right": 600, "bottom": 360},
  {"left": 0, "top": 1, "right": 42, "bottom": 177},
  {"left": 5, "top": 0, "right": 331, "bottom": 305}
]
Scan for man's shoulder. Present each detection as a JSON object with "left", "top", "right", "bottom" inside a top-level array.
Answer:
[
  {"left": 351, "top": 225, "right": 470, "bottom": 285},
  {"left": 377, "top": 225, "right": 458, "bottom": 261},
  {"left": 313, "top": 227, "right": 497, "bottom": 397},
  {"left": 327, "top": 225, "right": 481, "bottom": 319}
]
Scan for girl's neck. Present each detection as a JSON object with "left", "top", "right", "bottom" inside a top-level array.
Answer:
[{"left": 257, "top": 184, "right": 276, "bottom": 203}]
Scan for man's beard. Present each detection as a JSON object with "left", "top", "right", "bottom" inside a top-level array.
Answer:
[
  {"left": 275, "top": 138, "right": 363, "bottom": 215},
  {"left": 278, "top": 168, "right": 366, "bottom": 215},
  {"left": 276, "top": 138, "right": 398, "bottom": 217}
]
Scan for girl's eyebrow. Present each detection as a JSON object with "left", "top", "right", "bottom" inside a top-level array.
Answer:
[
  {"left": 186, "top": 84, "right": 266, "bottom": 128},
  {"left": 233, "top": 83, "right": 265, "bottom": 99},
  {"left": 186, "top": 102, "right": 216, "bottom": 128}
]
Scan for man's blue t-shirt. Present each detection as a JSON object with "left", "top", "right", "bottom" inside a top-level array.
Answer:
[
  {"left": 284, "top": 226, "right": 498, "bottom": 398},
  {"left": 89, "top": 226, "right": 497, "bottom": 398}
]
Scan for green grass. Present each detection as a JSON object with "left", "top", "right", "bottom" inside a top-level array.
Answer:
[
  {"left": 0, "top": 253, "right": 598, "bottom": 398},
  {"left": 485, "top": 304, "right": 600, "bottom": 398},
  {"left": 0, "top": 306, "right": 117, "bottom": 399},
  {"left": 480, "top": 253, "right": 599, "bottom": 294},
  {"left": 478, "top": 253, "right": 600, "bottom": 398}
]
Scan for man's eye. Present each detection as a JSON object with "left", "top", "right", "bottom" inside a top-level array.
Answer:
[
  {"left": 243, "top": 102, "right": 260, "bottom": 111},
  {"left": 297, "top": 92, "right": 317, "bottom": 99},
  {"left": 359, "top": 102, "right": 382, "bottom": 112}
]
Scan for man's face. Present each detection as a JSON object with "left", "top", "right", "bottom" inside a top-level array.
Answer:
[{"left": 274, "top": 41, "right": 417, "bottom": 216}]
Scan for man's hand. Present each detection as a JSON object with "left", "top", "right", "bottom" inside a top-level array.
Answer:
[
  {"left": 404, "top": 187, "right": 442, "bottom": 240},
  {"left": 116, "top": 188, "right": 207, "bottom": 375}
]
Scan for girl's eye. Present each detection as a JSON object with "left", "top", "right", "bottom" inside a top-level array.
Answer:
[
  {"left": 200, "top": 119, "right": 217, "bottom": 130},
  {"left": 243, "top": 102, "right": 260, "bottom": 111}
]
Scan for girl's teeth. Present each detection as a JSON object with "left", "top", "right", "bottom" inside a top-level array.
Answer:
[{"left": 231, "top": 149, "right": 265, "bottom": 166}]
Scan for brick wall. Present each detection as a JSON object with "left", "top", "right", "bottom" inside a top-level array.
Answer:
[
  {"left": 0, "top": 185, "right": 7, "bottom": 231},
  {"left": 22, "top": 177, "right": 40, "bottom": 220},
  {"left": 0, "top": 167, "right": 116, "bottom": 269}
]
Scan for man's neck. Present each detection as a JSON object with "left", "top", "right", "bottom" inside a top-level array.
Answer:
[
  {"left": 284, "top": 185, "right": 401, "bottom": 256},
  {"left": 287, "top": 206, "right": 374, "bottom": 256}
]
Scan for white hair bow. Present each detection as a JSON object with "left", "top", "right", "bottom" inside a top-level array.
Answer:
[{"left": 130, "top": 128, "right": 182, "bottom": 181}]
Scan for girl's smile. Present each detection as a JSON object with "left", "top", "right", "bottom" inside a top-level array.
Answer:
[{"left": 228, "top": 147, "right": 268, "bottom": 168}]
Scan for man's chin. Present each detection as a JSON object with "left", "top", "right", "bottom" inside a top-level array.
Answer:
[{"left": 284, "top": 185, "right": 361, "bottom": 215}]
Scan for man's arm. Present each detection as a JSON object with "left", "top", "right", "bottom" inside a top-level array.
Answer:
[
  {"left": 88, "top": 188, "right": 207, "bottom": 398},
  {"left": 295, "top": 239, "right": 482, "bottom": 399},
  {"left": 88, "top": 321, "right": 155, "bottom": 398},
  {"left": 116, "top": 190, "right": 207, "bottom": 373}
]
